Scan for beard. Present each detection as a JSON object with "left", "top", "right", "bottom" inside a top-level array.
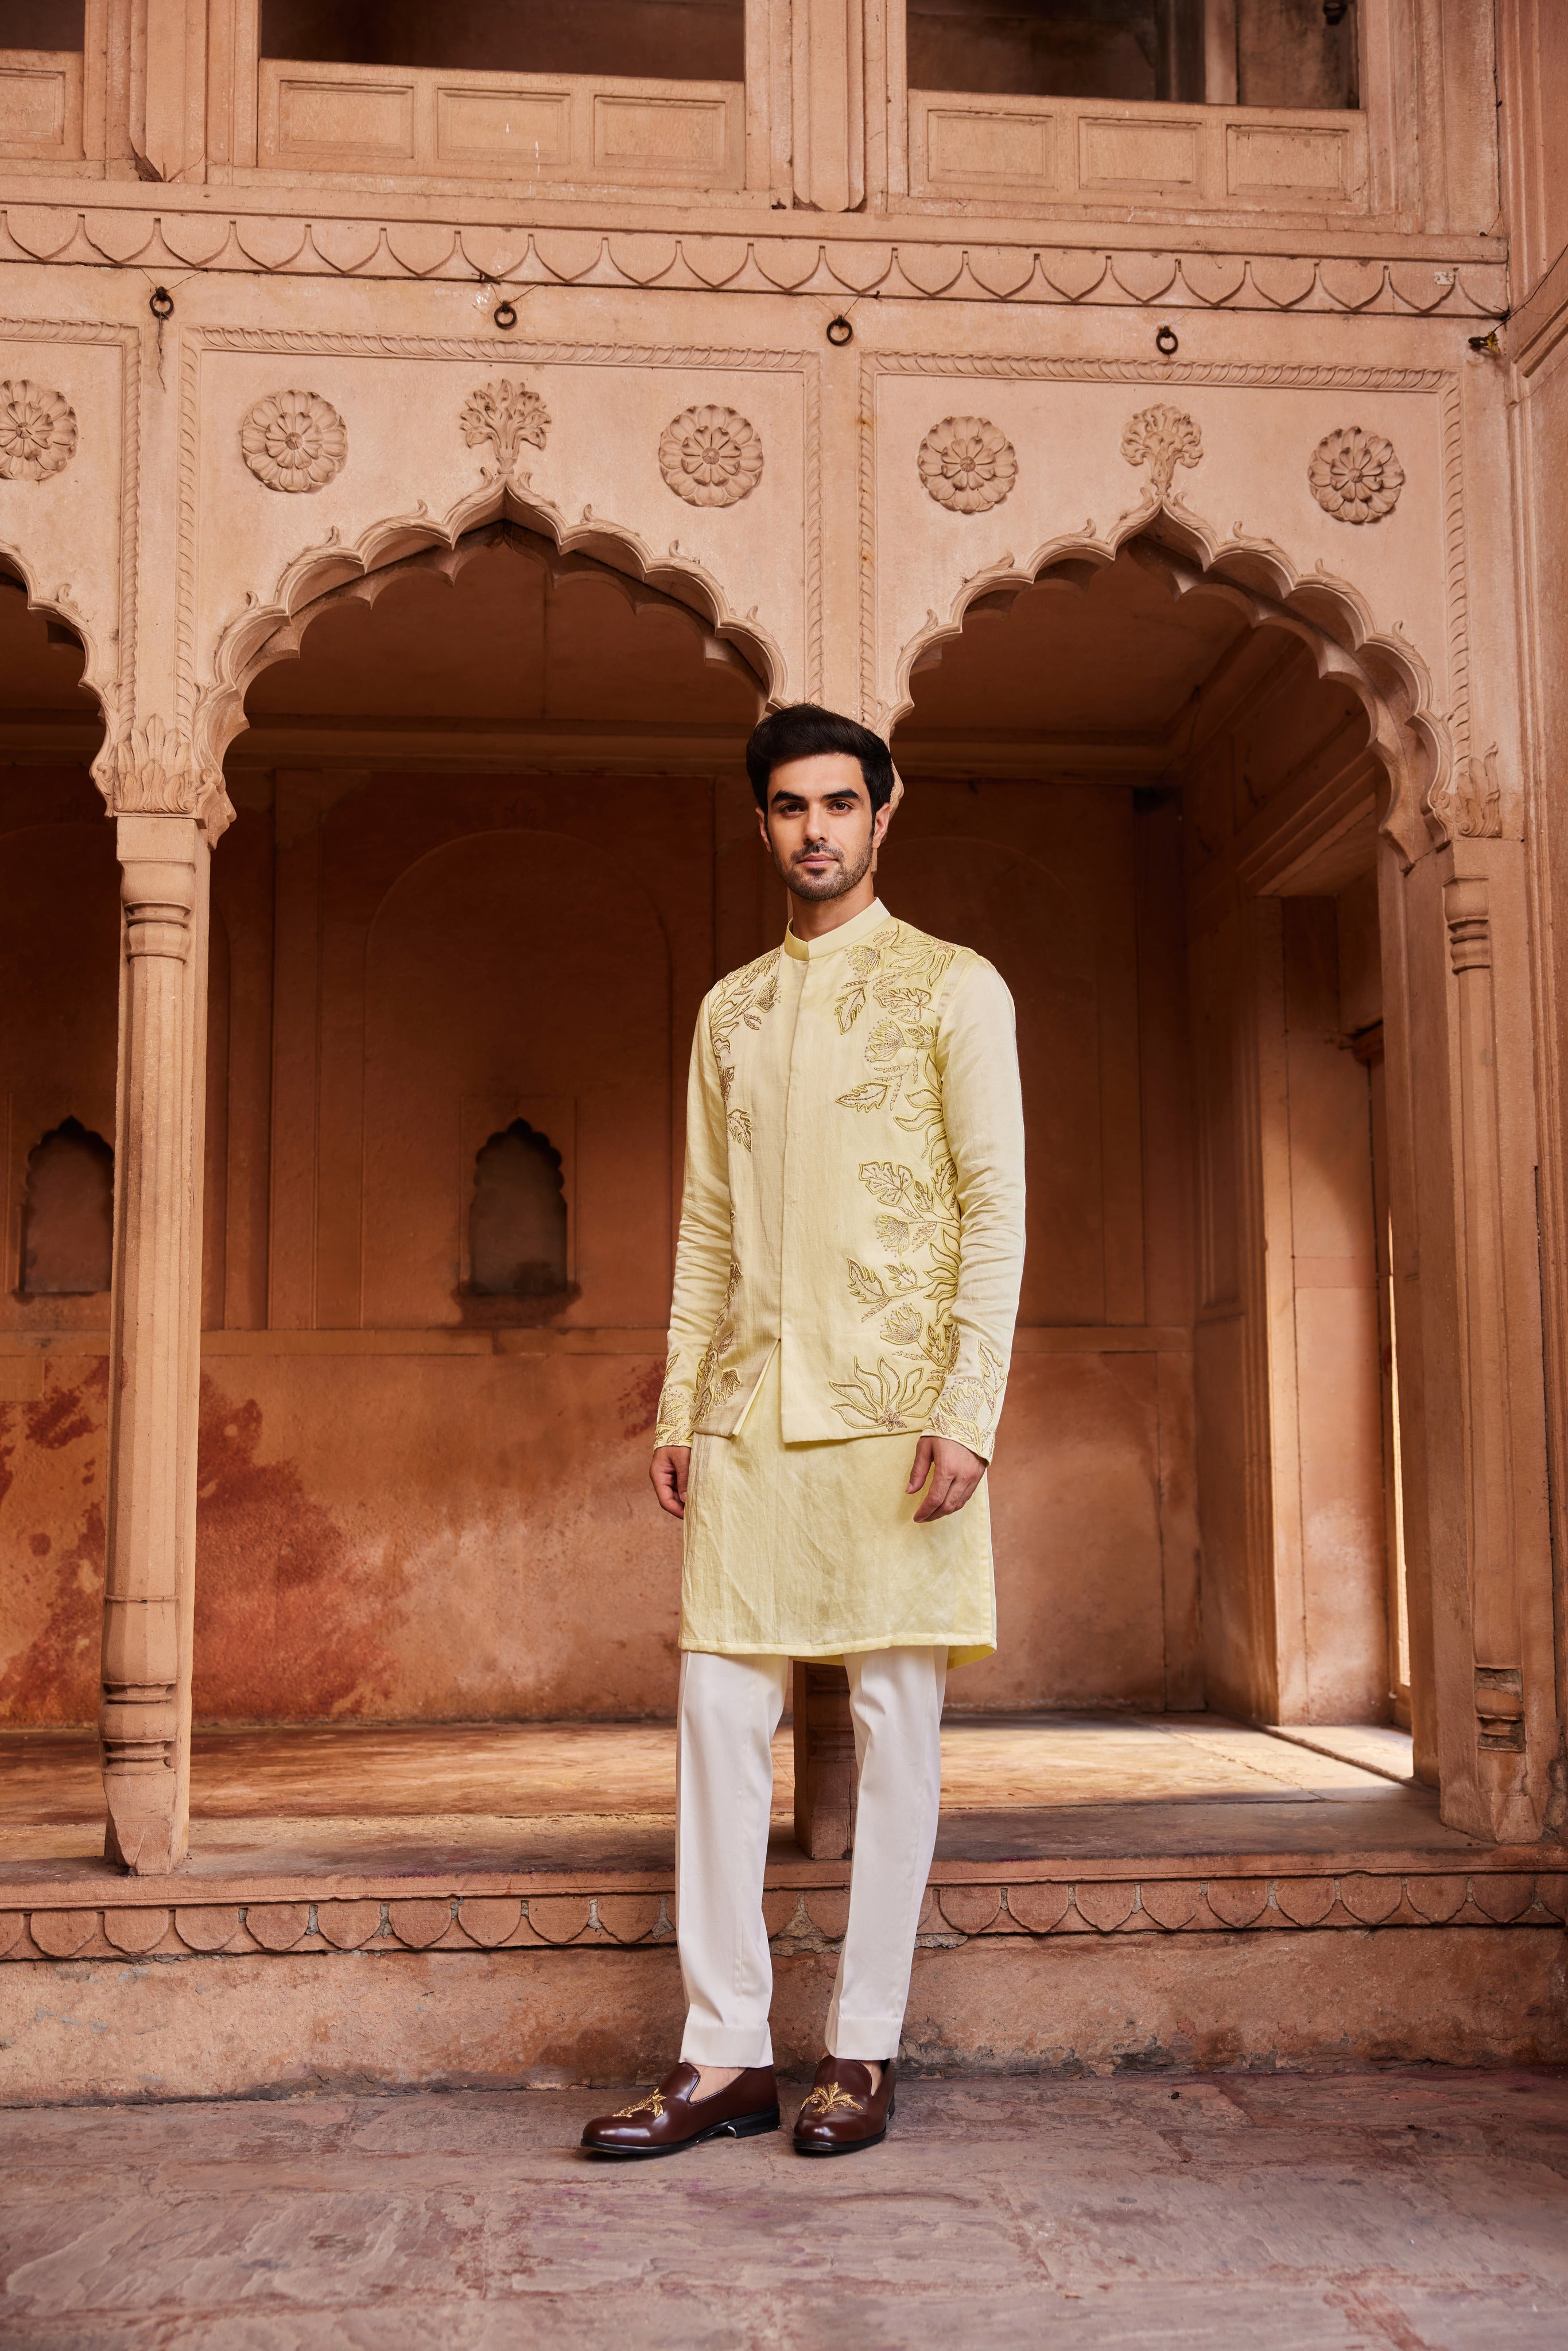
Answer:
[{"left": 772, "top": 831, "right": 875, "bottom": 901}]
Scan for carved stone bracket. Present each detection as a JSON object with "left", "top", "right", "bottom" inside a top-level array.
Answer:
[{"left": 95, "top": 719, "right": 235, "bottom": 842}]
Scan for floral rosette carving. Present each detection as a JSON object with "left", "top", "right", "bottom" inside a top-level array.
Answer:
[
  {"left": 0, "top": 380, "right": 77, "bottom": 483},
  {"left": 1120, "top": 405, "right": 1202, "bottom": 501},
  {"left": 240, "top": 391, "right": 347, "bottom": 494},
  {"left": 461, "top": 378, "right": 552, "bottom": 478},
  {"left": 659, "top": 405, "right": 764, "bottom": 508},
  {"left": 1308, "top": 426, "right": 1404, "bottom": 524},
  {"left": 917, "top": 416, "right": 1017, "bottom": 514}
]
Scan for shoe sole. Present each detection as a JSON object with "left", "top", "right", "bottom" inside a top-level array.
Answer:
[
  {"left": 793, "top": 2096, "right": 895, "bottom": 2156},
  {"left": 582, "top": 2106, "right": 781, "bottom": 2160}
]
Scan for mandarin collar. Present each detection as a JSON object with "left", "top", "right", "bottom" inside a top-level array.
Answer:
[{"left": 783, "top": 898, "right": 889, "bottom": 963}]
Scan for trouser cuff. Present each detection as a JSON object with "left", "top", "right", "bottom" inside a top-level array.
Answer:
[
  {"left": 826, "top": 2015, "right": 904, "bottom": 2061},
  {"left": 679, "top": 2023, "right": 775, "bottom": 2067}
]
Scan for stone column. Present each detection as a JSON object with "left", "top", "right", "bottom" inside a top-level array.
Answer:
[
  {"left": 101, "top": 810, "right": 212, "bottom": 1874},
  {"left": 792, "top": 1661, "right": 859, "bottom": 1858}
]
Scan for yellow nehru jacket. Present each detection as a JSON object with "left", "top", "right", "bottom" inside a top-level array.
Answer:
[{"left": 657, "top": 899, "right": 1027, "bottom": 1667}]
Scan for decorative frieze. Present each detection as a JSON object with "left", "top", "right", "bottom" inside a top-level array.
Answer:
[
  {"left": 0, "top": 377, "right": 77, "bottom": 482},
  {"left": 3, "top": 1868, "right": 1563, "bottom": 1962},
  {"left": 658, "top": 404, "right": 763, "bottom": 508},
  {"left": 239, "top": 390, "right": 347, "bottom": 493},
  {"left": 0, "top": 207, "right": 1508, "bottom": 320},
  {"left": 1308, "top": 424, "right": 1404, "bottom": 523}
]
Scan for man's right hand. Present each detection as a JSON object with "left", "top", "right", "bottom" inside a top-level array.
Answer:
[{"left": 651, "top": 1446, "right": 692, "bottom": 1519}]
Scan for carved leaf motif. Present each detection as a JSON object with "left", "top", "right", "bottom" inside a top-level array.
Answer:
[
  {"left": 1308, "top": 425, "right": 1404, "bottom": 524},
  {"left": 0, "top": 379, "right": 76, "bottom": 482},
  {"left": 99, "top": 716, "right": 232, "bottom": 832},
  {"left": 239, "top": 390, "right": 347, "bottom": 494},
  {"left": 460, "top": 378, "right": 552, "bottom": 475},
  {"left": 659, "top": 404, "right": 763, "bottom": 508},
  {"left": 1427, "top": 744, "right": 1502, "bottom": 844},
  {"left": 1120, "top": 404, "right": 1203, "bottom": 500},
  {"left": 917, "top": 415, "right": 1018, "bottom": 514}
]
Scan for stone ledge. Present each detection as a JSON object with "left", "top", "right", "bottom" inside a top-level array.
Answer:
[
  {"left": 3, "top": 1928, "right": 1565, "bottom": 2102},
  {"left": 5, "top": 1869, "right": 1563, "bottom": 1964}
]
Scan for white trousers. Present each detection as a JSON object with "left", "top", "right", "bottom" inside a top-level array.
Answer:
[{"left": 676, "top": 1645, "right": 947, "bottom": 2068}]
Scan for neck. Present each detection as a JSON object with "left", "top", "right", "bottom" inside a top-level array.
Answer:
[{"left": 787, "top": 873, "right": 879, "bottom": 941}]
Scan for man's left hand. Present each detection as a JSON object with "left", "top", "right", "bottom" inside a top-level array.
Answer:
[{"left": 907, "top": 1436, "right": 987, "bottom": 1522}]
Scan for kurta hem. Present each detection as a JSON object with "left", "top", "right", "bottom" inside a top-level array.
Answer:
[{"left": 678, "top": 1634, "right": 997, "bottom": 1667}]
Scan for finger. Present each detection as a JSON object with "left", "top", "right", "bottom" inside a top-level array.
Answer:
[
  {"left": 676, "top": 1454, "right": 689, "bottom": 1506},
  {"left": 913, "top": 1465, "right": 956, "bottom": 1522},
  {"left": 907, "top": 1438, "right": 933, "bottom": 1497}
]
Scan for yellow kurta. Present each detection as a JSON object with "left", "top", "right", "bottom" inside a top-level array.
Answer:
[{"left": 657, "top": 898, "right": 1026, "bottom": 1665}]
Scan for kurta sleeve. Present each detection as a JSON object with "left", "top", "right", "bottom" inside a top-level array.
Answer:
[
  {"left": 655, "top": 999, "right": 734, "bottom": 1448},
  {"left": 927, "top": 957, "right": 1026, "bottom": 1461}
]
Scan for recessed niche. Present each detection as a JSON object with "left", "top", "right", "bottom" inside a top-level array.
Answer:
[
  {"left": 468, "top": 1118, "right": 569, "bottom": 1298},
  {"left": 20, "top": 1118, "right": 112, "bottom": 1295}
]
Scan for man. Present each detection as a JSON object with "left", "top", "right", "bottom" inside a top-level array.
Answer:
[{"left": 581, "top": 704, "right": 1025, "bottom": 2159}]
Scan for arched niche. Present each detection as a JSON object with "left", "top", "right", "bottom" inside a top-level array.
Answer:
[
  {"left": 360, "top": 827, "right": 671, "bottom": 1329},
  {"left": 20, "top": 1119, "right": 113, "bottom": 1296}
]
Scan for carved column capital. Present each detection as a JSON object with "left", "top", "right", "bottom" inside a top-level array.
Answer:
[{"left": 94, "top": 719, "right": 235, "bottom": 843}]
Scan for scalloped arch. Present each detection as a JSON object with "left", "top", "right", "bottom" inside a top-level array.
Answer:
[
  {"left": 886, "top": 500, "right": 1450, "bottom": 870},
  {"left": 0, "top": 537, "right": 115, "bottom": 758},
  {"left": 195, "top": 475, "right": 784, "bottom": 781}
]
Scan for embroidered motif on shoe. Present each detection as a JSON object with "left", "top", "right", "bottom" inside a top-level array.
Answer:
[
  {"left": 612, "top": 2091, "right": 666, "bottom": 2118},
  {"left": 800, "top": 2085, "right": 864, "bottom": 2119}
]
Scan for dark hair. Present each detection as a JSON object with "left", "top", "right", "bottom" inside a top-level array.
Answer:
[{"left": 746, "top": 703, "right": 896, "bottom": 812}]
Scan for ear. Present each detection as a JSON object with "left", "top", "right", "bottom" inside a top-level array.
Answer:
[
  {"left": 872, "top": 767, "right": 902, "bottom": 848},
  {"left": 755, "top": 797, "right": 770, "bottom": 841}
]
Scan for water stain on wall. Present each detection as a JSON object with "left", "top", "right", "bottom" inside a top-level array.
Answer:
[
  {"left": 193, "top": 1375, "right": 399, "bottom": 1721},
  {"left": 617, "top": 1363, "right": 665, "bottom": 1440},
  {"left": 0, "top": 1364, "right": 109, "bottom": 1724}
]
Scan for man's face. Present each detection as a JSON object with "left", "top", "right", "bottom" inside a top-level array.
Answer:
[{"left": 759, "top": 752, "right": 892, "bottom": 900}]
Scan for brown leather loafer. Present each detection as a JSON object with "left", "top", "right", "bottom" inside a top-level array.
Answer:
[
  {"left": 792, "top": 2057, "right": 895, "bottom": 2155},
  {"left": 580, "top": 2062, "right": 779, "bottom": 2159}
]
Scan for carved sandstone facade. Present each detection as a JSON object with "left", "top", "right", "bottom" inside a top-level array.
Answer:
[{"left": 0, "top": 0, "right": 1566, "bottom": 1892}]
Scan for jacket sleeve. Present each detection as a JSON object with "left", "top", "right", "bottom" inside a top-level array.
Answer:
[
  {"left": 927, "top": 957, "right": 1026, "bottom": 1461},
  {"left": 654, "top": 998, "right": 734, "bottom": 1448}
]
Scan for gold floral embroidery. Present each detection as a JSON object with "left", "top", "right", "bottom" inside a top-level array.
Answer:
[
  {"left": 928, "top": 1339, "right": 1007, "bottom": 1454},
  {"left": 613, "top": 2090, "right": 667, "bottom": 2118},
  {"left": 829, "top": 921, "right": 1007, "bottom": 1451},
  {"left": 829, "top": 1356, "right": 934, "bottom": 1434},
  {"left": 799, "top": 2084, "right": 864, "bottom": 2119},
  {"left": 691, "top": 1261, "right": 744, "bottom": 1425}
]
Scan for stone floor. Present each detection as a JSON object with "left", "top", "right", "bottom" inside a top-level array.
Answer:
[
  {"left": 2, "top": 2069, "right": 1565, "bottom": 2348},
  {"left": 1, "top": 1712, "right": 1437, "bottom": 1883}
]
